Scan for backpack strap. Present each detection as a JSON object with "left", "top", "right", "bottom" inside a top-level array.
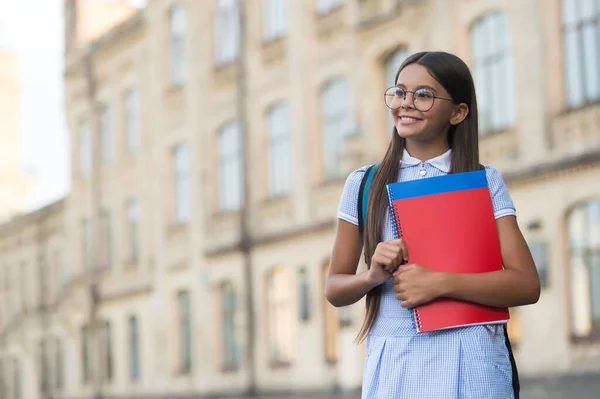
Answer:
[{"left": 357, "top": 164, "right": 378, "bottom": 236}]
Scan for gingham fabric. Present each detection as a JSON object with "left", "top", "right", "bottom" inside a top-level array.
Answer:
[{"left": 338, "top": 149, "right": 517, "bottom": 399}]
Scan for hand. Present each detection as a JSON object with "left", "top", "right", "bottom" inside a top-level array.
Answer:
[
  {"left": 392, "top": 264, "right": 442, "bottom": 308},
  {"left": 366, "top": 239, "right": 409, "bottom": 287},
  {"left": 371, "top": 239, "right": 408, "bottom": 274}
]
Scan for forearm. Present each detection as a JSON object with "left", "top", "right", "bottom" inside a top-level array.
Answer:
[
  {"left": 438, "top": 269, "right": 540, "bottom": 308},
  {"left": 325, "top": 271, "right": 379, "bottom": 307}
]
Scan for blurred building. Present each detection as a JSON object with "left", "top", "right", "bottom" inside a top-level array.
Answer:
[
  {"left": 1, "top": 0, "right": 599, "bottom": 398},
  {"left": 0, "top": 49, "right": 33, "bottom": 223}
]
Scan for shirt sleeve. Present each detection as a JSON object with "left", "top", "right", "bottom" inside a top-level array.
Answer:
[
  {"left": 337, "top": 166, "right": 368, "bottom": 226},
  {"left": 484, "top": 165, "right": 516, "bottom": 219}
]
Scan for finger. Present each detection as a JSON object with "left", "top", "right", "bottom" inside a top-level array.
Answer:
[
  {"left": 378, "top": 247, "right": 400, "bottom": 260},
  {"left": 372, "top": 254, "right": 392, "bottom": 268},
  {"left": 399, "top": 239, "right": 409, "bottom": 262},
  {"left": 400, "top": 299, "right": 412, "bottom": 308},
  {"left": 396, "top": 263, "right": 415, "bottom": 273}
]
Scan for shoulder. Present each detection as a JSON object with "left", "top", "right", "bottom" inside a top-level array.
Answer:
[
  {"left": 342, "top": 164, "right": 373, "bottom": 192},
  {"left": 481, "top": 164, "right": 516, "bottom": 219},
  {"left": 337, "top": 165, "right": 375, "bottom": 226},
  {"left": 482, "top": 164, "right": 510, "bottom": 194}
]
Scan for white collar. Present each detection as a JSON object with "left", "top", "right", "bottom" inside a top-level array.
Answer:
[{"left": 400, "top": 149, "right": 451, "bottom": 173}]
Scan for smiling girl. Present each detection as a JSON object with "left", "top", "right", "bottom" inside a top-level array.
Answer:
[{"left": 325, "top": 51, "right": 540, "bottom": 399}]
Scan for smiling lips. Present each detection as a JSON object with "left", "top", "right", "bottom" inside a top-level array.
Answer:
[{"left": 398, "top": 115, "right": 423, "bottom": 125}]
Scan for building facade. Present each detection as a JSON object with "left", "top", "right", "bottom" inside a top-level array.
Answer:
[{"left": 1, "top": 0, "right": 600, "bottom": 398}]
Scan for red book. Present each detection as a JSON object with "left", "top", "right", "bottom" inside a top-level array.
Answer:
[{"left": 386, "top": 170, "right": 510, "bottom": 333}]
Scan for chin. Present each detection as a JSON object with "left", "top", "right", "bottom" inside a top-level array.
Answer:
[{"left": 395, "top": 126, "right": 425, "bottom": 139}]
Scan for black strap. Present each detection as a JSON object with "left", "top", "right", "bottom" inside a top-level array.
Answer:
[
  {"left": 357, "top": 164, "right": 376, "bottom": 236},
  {"left": 503, "top": 324, "right": 520, "bottom": 398}
]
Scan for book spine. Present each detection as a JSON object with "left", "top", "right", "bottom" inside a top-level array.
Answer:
[
  {"left": 386, "top": 184, "right": 422, "bottom": 332},
  {"left": 385, "top": 184, "right": 403, "bottom": 240}
]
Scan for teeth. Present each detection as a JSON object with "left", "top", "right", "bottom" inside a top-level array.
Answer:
[{"left": 400, "top": 117, "right": 419, "bottom": 122}]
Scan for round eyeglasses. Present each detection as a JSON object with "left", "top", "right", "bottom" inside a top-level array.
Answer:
[{"left": 384, "top": 86, "right": 454, "bottom": 112}]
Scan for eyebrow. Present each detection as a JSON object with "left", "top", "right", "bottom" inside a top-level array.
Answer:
[{"left": 396, "top": 83, "right": 438, "bottom": 93}]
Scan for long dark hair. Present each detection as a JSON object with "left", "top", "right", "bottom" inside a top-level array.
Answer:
[{"left": 356, "top": 51, "right": 481, "bottom": 342}]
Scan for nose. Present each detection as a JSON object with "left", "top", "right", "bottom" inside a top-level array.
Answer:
[{"left": 400, "top": 91, "right": 414, "bottom": 109}]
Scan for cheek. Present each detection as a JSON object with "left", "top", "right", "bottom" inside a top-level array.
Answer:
[{"left": 424, "top": 107, "right": 453, "bottom": 125}]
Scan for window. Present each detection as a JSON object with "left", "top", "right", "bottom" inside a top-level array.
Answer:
[
  {"left": 79, "top": 120, "right": 91, "bottom": 175},
  {"left": 129, "top": 316, "right": 140, "bottom": 380},
  {"left": 317, "top": 0, "right": 344, "bottom": 14},
  {"left": 178, "top": 290, "right": 192, "bottom": 373},
  {"left": 385, "top": 48, "right": 408, "bottom": 135},
  {"left": 263, "top": 0, "right": 286, "bottom": 41},
  {"left": 19, "top": 263, "right": 26, "bottom": 312},
  {"left": 101, "top": 322, "right": 113, "bottom": 381},
  {"left": 568, "top": 199, "right": 600, "bottom": 338},
  {"left": 215, "top": 0, "right": 240, "bottom": 64},
  {"left": 471, "top": 12, "right": 516, "bottom": 135},
  {"left": 170, "top": 5, "right": 187, "bottom": 85},
  {"left": 529, "top": 241, "right": 549, "bottom": 289},
  {"left": 54, "top": 250, "right": 66, "bottom": 290},
  {"left": 81, "top": 325, "right": 91, "bottom": 383},
  {"left": 267, "top": 102, "right": 291, "bottom": 196},
  {"left": 55, "top": 338, "right": 64, "bottom": 390},
  {"left": 320, "top": 78, "right": 352, "bottom": 179},
  {"left": 218, "top": 122, "right": 244, "bottom": 211},
  {"left": 37, "top": 340, "right": 47, "bottom": 391},
  {"left": 562, "top": 0, "right": 600, "bottom": 108},
  {"left": 82, "top": 218, "right": 92, "bottom": 270},
  {"left": 101, "top": 209, "right": 113, "bottom": 268},
  {"left": 266, "top": 268, "right": 294, "bottom": 365},
  {"left": 12, "top": 358, "right": 21, "bottom": 399},
  {"left": 174, "top": 145, "right": 190, "bottom": 223},
  {"left": 322, "top": 261, "right": 338, "bottom": 363},
  {"left": 40, "top": 256, "right": 48, "bottom": 302},
  {"left": 220, "top": 282, "right": 239, "bottom": 369},
  {"left": 125, "top": 88, "right": 140, "bottom": 151},
  {"left": 100, "top": 104, "right": 113, "bottom": 163},
  {"left": 298, "top": 267, "right": 310, "bottom": 322},
  {"left": 127, "top": 200, "right": 140, "bottom": 263}
]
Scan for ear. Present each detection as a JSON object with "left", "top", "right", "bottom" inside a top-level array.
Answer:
[{"left": 449, "top": 103, "right": 469, "bottom": 125}]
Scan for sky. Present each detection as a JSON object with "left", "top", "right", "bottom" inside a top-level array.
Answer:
[{"left": 0, "top": 0, "right": 70, "bottom": 211}]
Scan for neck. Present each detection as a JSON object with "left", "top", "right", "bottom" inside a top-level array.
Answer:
[{"left": 404, "top": 136, "right": 450, "bottom": 162}]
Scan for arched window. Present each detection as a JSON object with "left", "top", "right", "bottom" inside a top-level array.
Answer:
[
  {"left": 266, "top": 267, "right": 294, "bottom": 365},
  {"left": 266, "top": 102, "right": 291, "bottom": 196},
  {"left": 561, "top": 0, "right": 600, "bottom": 108},
  {"left": 471, "top": 12, "right": 516, "bottom": 134},
  {"left": 218, "top": 121, "right": 243, "bottom": 211},
  {"left": 220, "top": 281, "right": 239, "bottom": 369},
  {"left": 320, "top": 78, "right": 351, "bottom": 179},
  {"left": 567, "top": 199, "right": 600, "bottom": 337}
]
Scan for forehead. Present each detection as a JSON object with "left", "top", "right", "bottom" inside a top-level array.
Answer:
[{"left": 395, "top": 63, "right": 442, "bottom": 91}]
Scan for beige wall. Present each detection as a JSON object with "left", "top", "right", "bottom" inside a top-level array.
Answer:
[{"left": 1, "top": 0, "right": 600, "bottom": 397}]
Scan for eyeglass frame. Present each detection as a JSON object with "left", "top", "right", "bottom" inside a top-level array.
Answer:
[{"left": 384, "top": 86, "right": 455, "bottom": 112}]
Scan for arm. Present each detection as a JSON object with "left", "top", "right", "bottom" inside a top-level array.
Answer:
[
  {"left": 437, "top": 215, "right": 541, "bottom": 308},
  {"left": 324, "top": 220, "right": 378, "bottom": 307}
]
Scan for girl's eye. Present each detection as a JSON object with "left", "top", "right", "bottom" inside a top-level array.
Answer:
[{"left": 416, "top": 89, "right": 434, "bottom": 99}]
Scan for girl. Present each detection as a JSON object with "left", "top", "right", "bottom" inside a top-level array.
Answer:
[{"left": 325, "top": 51, "right": 540, "bottom": 399}]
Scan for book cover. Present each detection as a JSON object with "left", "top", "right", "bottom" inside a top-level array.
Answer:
[{"left": 386, "top": 169, "right": 510, "bottom": 333}]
